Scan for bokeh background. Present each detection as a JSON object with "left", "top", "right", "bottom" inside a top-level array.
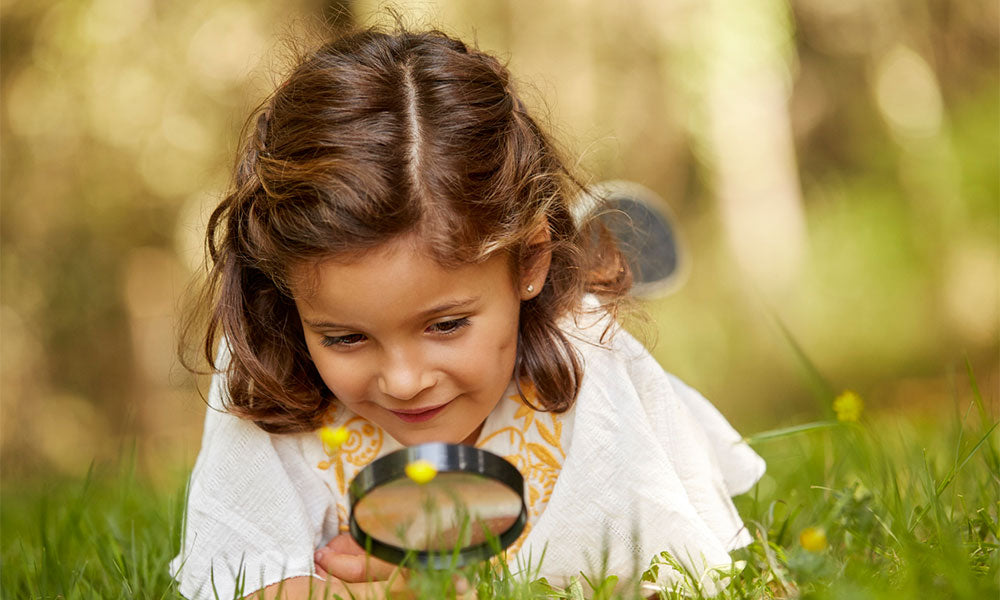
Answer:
[{"left": 1, "top": 0, "right": 997, "bottom": 485}]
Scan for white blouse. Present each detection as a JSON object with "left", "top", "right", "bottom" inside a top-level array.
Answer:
[{"left": 170, "top": 313, "right": 765, "bottom": 599}]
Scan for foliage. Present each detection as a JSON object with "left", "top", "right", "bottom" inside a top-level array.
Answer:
[
  {"left": 2, "top": 371, "right": 995, "bottom": 599},
  {"left": 1, "top": 449, "right": 187, "bottom": 598}
]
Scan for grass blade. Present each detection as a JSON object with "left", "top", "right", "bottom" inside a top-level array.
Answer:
[
  {"left": 768, "top": 313, "right": 837, "bottom": 411},
  {"left": 935, "top": 421, "right": 999, "bottom": 498},
  {"left": 744, "top": 421, "right": 840, "bottom": 444}
]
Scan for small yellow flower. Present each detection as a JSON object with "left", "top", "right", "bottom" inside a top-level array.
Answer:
[
  {"left": 405, "top": 459, "right": 438, "bottom": 484},
  {"left": 320, "top": 426, "right": 349, "bottom": 451},
  {"left": 833, "top": 390, "right": 863, "bottom": 422},
  {"left": 799, "top": 526, "right": 828, "bottom": 552}
]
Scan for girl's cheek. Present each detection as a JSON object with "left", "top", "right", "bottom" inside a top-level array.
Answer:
[{"left": 314, "top": 358, "right": 363, "bottom": 394}]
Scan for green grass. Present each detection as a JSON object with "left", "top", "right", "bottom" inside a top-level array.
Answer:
[
  {"left": 1, "top": 448, "right": 189, "bottom": 599},
  {"left": 3, "top": 372, "right": 997, "bottom": 599}
]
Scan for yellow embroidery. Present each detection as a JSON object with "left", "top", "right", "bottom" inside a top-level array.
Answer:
[
  {"left": 536, "top": 420, "right": 561, "bottom": 449},
  {"left": 504, "top": 520, "right": 533, "bottom": 556},
  {"left": 478, "top": 382, "right": 567, "bottom": 554},
  {"left": 526, "top": 443, "right": 561, "bottom": 470},
  {"left": 337, "top": 503, "right": 350, "bottom": 533},
  {"left": 316, "top": 410, "right": 384, "bottom": 496},
  {"left": 513, "top": 400, "right": 535, "bottom": 430}
]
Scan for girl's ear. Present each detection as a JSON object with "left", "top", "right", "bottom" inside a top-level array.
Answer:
[{"left": 519, "top": 223, "right": 552, "bottom": 300}]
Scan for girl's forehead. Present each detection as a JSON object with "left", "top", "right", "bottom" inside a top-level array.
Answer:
[
  {"left": 288, "top": 237, "right": 416, "bottom": 295},
  {"left": 290, "top": 243, "right": 519, "bottom": 329},
  {"left": 289, "top": 235, "right": 512, "bottom": 299}
]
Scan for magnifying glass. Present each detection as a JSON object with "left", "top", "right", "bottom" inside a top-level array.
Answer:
[
  {"left": 348, "top": 443, "right": 527, "bottom": 569},
  {"left": 575, "top": 180, "right": 688, "bottom": 298}
]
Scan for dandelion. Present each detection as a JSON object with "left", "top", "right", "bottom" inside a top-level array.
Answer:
[
  {"left": 799, "top": 526, "right": 828, "bottom": 552},
  {"left": 320, "top": 426, "right": 349, "bottom": 452},
  {"left": 833, "top": 390, "right": 863, "bottom": 422},
  {"left": 405, "top": 459, "right": 438, "bottom": 484}
]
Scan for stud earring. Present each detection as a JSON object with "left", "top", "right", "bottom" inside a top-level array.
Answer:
[{"left": 526, "top": 284, "right": 535, "bottom": 294}]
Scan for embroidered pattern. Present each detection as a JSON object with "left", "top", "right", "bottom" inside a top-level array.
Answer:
[
  {"left": 336, "top": 503, "right": 350, "bottom": 534},
  {"left": 316, "top": 406, "right": 385, "bottom": 497},
  {"left": 478, "top": 382, "right": 567, "bottom": 554}
]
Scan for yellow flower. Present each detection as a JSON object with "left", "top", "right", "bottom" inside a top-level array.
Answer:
[
  {"left": 405, "top": 459, "right": 438, "bottom": 484},
  {"left": 833, "top": 390, "right": 863, "bottom": 422},
  {"left": 320, "top": 426, "right": 349, "bottom": 451},
  {"left": 799, "top": 526, "right": 828, "bottom": 552}
]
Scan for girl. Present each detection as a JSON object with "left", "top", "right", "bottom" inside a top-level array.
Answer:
[{"left": 171, "top": 25, "right": 765, "bottom": 600}]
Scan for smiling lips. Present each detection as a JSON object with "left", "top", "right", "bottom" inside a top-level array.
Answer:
[{"left": 389, "top": 401, "right": 451, "bottom": 423}]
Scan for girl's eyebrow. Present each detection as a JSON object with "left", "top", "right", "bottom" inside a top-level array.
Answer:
[
  {"left": 302, "top": 296, "right": 481, "bottom": 330},
  {"left": 302, "top": 318, "right": 351, "bottom": 330},
  {"left": 417, "top": 295, "right": 480, "bottom": 318}
]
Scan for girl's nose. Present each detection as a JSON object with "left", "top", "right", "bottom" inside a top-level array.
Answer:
[{"left": 377, "top": 350, "right": 435, "bottom": 401}]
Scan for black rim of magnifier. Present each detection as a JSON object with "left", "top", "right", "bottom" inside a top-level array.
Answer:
[{"left": 347, "top": 443, "right": 527, "bottom": 569}]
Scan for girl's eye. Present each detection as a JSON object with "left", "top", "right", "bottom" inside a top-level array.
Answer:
[
  {"left": 428, "top": 317, "right": 470, "bottom": 335},
  {"left": 320, "top": 333, "right": 366, "bottom": 348}
]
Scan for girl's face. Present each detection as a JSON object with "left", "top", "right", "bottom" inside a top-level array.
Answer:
[{"left": 292, "top": 235, "right": 534, "bottom": 446}]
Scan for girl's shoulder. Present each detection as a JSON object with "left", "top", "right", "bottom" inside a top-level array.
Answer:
[
  {"left": 558, "top": 297, "right": 656, "bottom": 385},
  {"left": 516, "top": 303, "right": 766, "bottom": 592}
]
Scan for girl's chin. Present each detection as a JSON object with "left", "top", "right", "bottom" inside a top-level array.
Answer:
[{"left": 387, "top": 423, "right": 485, "bottom": 447}]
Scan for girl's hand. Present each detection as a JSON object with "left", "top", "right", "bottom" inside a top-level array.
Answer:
[
  {"left": 314, "top": 533, "right": 402, "bottom": 584},
  {"left": 312, "top": 534, "right": 476, "bottom": 599}
]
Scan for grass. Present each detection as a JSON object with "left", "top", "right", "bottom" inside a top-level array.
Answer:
[
  {"left": 1, "top": 447, "right": 189, "bottom": 599},
  {"left": 2, "top": 367, "right": 996, "bottom": 599}
]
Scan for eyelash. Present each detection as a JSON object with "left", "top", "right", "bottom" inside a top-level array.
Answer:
[
  {"left": 428, "top": 317, "right": 471, "bottom": 335},
  {"left": 320, "top": 333, "right": 366, "bottom": 348},
  {"left": 319, "top": 317, "right": 471, "bottom": 348}
]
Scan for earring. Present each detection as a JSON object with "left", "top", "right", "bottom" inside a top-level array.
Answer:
[{"left": 526, "top": 284, "right": 535, "bottom": 294}]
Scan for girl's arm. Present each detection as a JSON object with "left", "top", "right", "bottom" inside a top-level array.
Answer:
[{"left": 172, "top": 349, "right": 337, "bottom": 599}]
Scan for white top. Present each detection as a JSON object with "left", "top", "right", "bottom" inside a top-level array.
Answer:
[{"left": 169, "top": 311, "right": 765, "bottom": 599}]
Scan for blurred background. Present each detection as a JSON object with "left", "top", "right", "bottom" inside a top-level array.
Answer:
[{"left": 1, "top": 0, "right": 997, "bottom": 484}]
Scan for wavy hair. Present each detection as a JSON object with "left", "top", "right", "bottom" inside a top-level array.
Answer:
[{"left": 183, "top": 26, "right": 631, "bottom": 433}]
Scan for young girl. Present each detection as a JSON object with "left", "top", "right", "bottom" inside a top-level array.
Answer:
[{"left": 171, "top": 25, "right": 765, "bottom": 600}]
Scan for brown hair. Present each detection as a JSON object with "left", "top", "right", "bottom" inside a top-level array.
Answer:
[{"left": 185, "top": 26, "right": 631, "bottom": 433}]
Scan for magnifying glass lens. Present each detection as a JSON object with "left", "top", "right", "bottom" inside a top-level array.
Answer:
[
  {"left": 348, "top": 444, "right": 527, "bottom": 567},
  {"left": 353, "top": 472, "right": 522, "bottom": 551}
]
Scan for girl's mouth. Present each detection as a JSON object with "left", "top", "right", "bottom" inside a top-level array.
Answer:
[{"left": 389, "top": 402, "right": 450, "bottom": 423}]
